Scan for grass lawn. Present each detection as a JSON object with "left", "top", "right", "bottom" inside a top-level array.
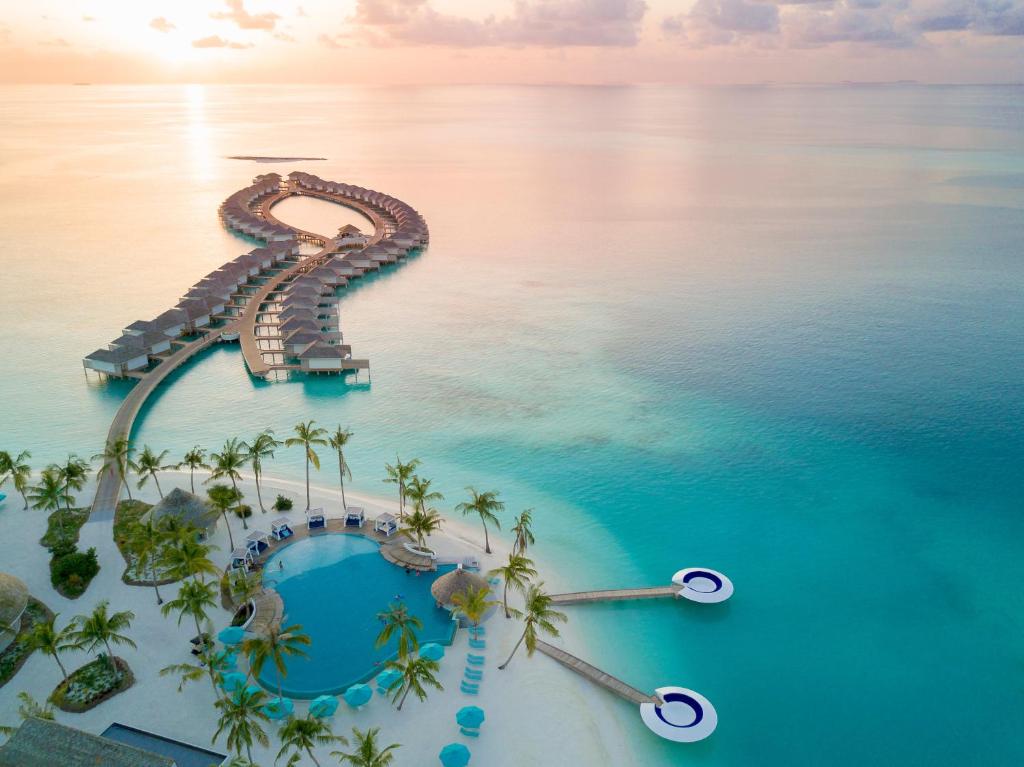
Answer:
[
  {"left": 39, "top": 507, "right": 90, "bottom": 551},
  {"left": 0, "top": 599, "right": 53, "bottom": 688},
  {"left": 52, "top": 655, "right": 134, "bottom": 713}
]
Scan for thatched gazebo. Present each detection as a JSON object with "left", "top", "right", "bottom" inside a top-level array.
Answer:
[
  {"left": 0, "top": 573, "right": 29, "bottom": 652},
  {"left": 145, "top": 488, "right": 217, "bottom": 538},
  {"left": 430, "top": 566, "right": 489, "bottom": 609}
]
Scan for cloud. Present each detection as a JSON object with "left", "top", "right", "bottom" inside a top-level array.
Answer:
[
  {"left": 192, "top": 35, "right": 254, "bottom": 49},
  {"left": 351, "top": 0, "right": 649, "bottom": 47},
  {"left": 211, "top": 0, "right": 281, "bottom": 31},
  {"left": 663, "top": 0, "right": 780, "bottom": 45},
  {"left": 786, "top": 3, "right": 913, "bottom": 46},
  {"left": 274, "top": 31, "right": 297, "bottom": 42},
  {"left": 318, "top": 33, "right": 346, "bottom": 48},
  {"left": 41, "top": 37, "right": 71, "bottom": 47},
  {"left": 150, "top": 17, "right": 176, "bottom": 33},
  {"left": 297, "top": 5, "right": 308, "bottom": 17}
]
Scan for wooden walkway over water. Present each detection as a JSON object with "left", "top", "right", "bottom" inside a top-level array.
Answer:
[
  {"left": 548, "top": 586, "right": 680, "bottom": 605},
  {"left": 535, "top": 640, "right": 660, "bottom": 705}
]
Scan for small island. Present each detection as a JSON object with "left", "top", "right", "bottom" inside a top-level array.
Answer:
[{"left": 227, "top": 155, "right": 327, "bottom": 163}]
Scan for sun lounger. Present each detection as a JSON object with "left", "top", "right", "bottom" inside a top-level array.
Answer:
[
  {"left": 460, "top": 682, "right": 479, "bottom": 695},
  {"left": 469, "top": 626, "right": 485, "bottom": 636},
  {"left": 460, "top": 727, "right": 480, "bottom": 738},
  {"left": 465, "top": 670, "right": 483, "bottom": 681},
  {"left": 467, "top": 655, "right": 485, "bottom": 666},
  {"left": 469, "top": 639, "right": 486, "bottom": 649}
]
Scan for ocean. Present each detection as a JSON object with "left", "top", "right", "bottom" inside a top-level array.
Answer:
[{"left": 1, "top": 83, "right": 1023, "bottom": 765}]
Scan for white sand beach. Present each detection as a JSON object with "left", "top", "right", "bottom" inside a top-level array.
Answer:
[{"left": 0, "top": 469, "right": 636, "bottom": 766}]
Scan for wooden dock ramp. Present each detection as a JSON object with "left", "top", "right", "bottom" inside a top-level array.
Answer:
[
  {"left": 548, "top": 586, "right": 680, "bottom": 605},
  {"left": 535, "top": 640, "right": 659, "bottom": 705}
]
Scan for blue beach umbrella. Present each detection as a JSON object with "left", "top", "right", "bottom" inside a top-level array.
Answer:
[
  {"left": 309, "top": 695, "right": 339, "bottom": 718},
  {"left": 419, "top": 643, "right": 445, "bottom": 661},
  {"left": 439, "top": 742, "right": 471, "bottom": 767},
  {"left": 376, "top": 668, "right": 403, "bottom": 692},
  {"left": 343, "top": 684, "right": 373, "bottom": 708},
  {"left": 0, "top": 493, "right": 7, "bottom": 504},
  {"left": 456, "top": 706, "right": 485, "bottom": 729},
  {"left": 219, "top": 672, "right": 247, "bottom": 693},
  {"left": 211, "top": 649, "right": 237, "bottom": 671},
  {"left": 233, "top": 684, "right": 262, "bottom": 703},
  {"left": 217, "top": 626, "right": 245, "bottom": 645},
  {"left": 263, "top": 697, "right": 295, "bottom": 720}
]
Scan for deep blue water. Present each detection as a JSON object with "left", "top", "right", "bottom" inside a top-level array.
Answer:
[{"left": 1, "top": 84, "right": 1023, "bottom": 764}]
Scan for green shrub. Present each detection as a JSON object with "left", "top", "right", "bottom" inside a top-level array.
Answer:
[
  {"left": 234, "top": 504, "right": 253, "bottom": 519},
  {"left": 47, "top": 540, "right": 77, "bottom": 559},
  {"left": 51, "top": 547, "right": 100, "bottom": 596},
  {"left": 273, "top": 494, "right": 293, "bottom": 511}
]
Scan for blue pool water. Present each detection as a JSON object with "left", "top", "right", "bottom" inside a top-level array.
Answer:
[
  {"left": 259, "top": 534, "right": 455, "bottom": 698},
  {"left": 101, "top": 723, "right": 226, "bottom": 767}
]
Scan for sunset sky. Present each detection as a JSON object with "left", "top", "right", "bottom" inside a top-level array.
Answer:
[{"left": 0, "top": 0, "right": 1021, "bottom": 84}]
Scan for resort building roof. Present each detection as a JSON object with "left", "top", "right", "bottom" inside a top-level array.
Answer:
[
  {"left": 298, "top": 342, "right": 347, "bottom": 359},
  {"left": 0, "top": 718, "right": 174, "bottom": 767},
  {"left": 431, "top": 566, "right": 489, "bottom": 607},
  {"left": 109, "top": 331, "right": 168, "bottom": 351},
  {"left": 85, "top": 346, "right": 150, "bottom": 365},
  {"left": 145, "top": 488, "right": 218, "bottom": 532},
  {"left": 0, "top": 573, "right": 29, "bottom": 634}
]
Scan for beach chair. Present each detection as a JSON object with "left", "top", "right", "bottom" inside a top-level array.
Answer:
[
  {"left": 460, "top": 682, "right": 479, "bottom": 695},
  {"left": 460, "top": 727, "right": 480, "bottom": 738},
  {"left": 488, "top": 576, "right": 501, "bottom": 587},
  {"left": 469, "top": 626, "right": 486, "bottom": 637},
  {"left": 464, "top": 669, "right": 483, "bottom": 681},
  {"left": 469, "top": 639, "right": 486, "bottom": 650},
  {"left": 467, "top": 654, "right": 485, "bottom": 666}
]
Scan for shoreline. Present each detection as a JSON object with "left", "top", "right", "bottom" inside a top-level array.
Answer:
[{"left": 0, "top": 468, "right": 635, "bottom": 765}]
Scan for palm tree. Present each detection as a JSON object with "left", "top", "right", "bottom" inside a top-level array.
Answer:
[
  {"left": 455, "top": 487, "right": 504, "bottom": 554},
  {"left": 385, "top": 653, "right": 442, "bottom": 711},
  {"left": 499, "top": 582, "right": 568, "bottom": 670},
  {"left": 404, "top": 476, "right": 442, "bottom": 515},
  {"left": 225, "top": 568, "right": 263, "bottom": 607},
  {"left": 374, "top": 603, "right": 422, "bottom": 657},
  {"left": 331, "top": 727, "right": 400, "bottom": 767},
  {"left": 243, "top": 430, "right": 279, "bottom": 513},
  {"left": 511, "top": 508, "right": 536, "bottom": 555},
  {"left": 124, "top": 518, "right": 168, "bottom": 604},
  {"left": 489, "top": 553, "right": 538, "bottom": 619},
  {"left": 208, "top": 439, "right": 250, "bottom": 530},
  {"left": 0, "top": 692, "right": 55, "bottom": 736},
  {"left": 161, "top": 578, "right": 218, "bottom": 641},
  {"left": 160, "top": 640, "right": 236, "bottom": 697},
  {"left": 399, "top": 507, "right": 442, "bottom": 549},
  {"left": 242, "top": 622, "right": 311, "bottom": 701},
  {"left": 286, "top": 421, "right": 328, "bottom": 509},
  {"left": 53, "top": 454, "right": 89, "bottom": 510},
  {"left": 28, "top": 468, "right": 68, "bottom": 522},
  {"left": 161, "top": 535, "right": 219, "bottom": 584},
  {"left": 1, "top": 450, "right": 32, "bottom": 509},
  {"left": 214, "top": 686, "right": 270, "bottom": 763},
  {"left": 450, "top": 585, "right": 497, "bottom": 629},
  {"left": 22, "top": 615, "right": 75, "bottom": 680},
  {"left": 277, "top": 714, "right": 345, "bottom": 767},
  {"left": 382, "top": 457, "right": 420, "bottom": 519},
  {"left": 328, "top": 426, "right": 353, "bottom": 510},
  {"left": 208, "top": 483, "right": 242, "bottom": 551},
  {"left": 93, "top": 437, "right": 134, "bottom": 502},
  {"left": 133, "top": 445, "right": 173, "bottom": 499},
  {"left": 69, "top": 600, "right": 136, "bottom": 674},
  {"left": 179, "top": 446, "right": 209, "bottom": 494}
]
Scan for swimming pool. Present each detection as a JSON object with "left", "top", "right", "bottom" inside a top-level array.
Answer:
[{"left": 260, "top": 534, "right": 456, "bottom": 698}]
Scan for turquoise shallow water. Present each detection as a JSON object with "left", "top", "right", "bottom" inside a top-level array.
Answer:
[
  {"left": 1, "top": 84, "right": 1023, "bottom": 764},
  {"left": 260, "top": 535, "right": 455, "bottom": 698}
]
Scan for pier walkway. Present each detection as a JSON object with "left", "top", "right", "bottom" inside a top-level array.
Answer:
[
  {"left": 548, "top": 586, "right": 680, "bottom": 605},
  {"left": 91, "top": 326, "right": 233, "bottom": 519},
  {"left": 535, "top": 640, "right": 660, "bottom": 705}
]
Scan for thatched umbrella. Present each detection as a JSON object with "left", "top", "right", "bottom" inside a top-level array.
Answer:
[
  {"left": 430, "top": 567, "right": 488, "bottom": 609},
  {"left": 145, "top": 488, "right": 218, "bottom": 535},
  {"left": 0, "top": 573, "right": 29, "bottom": 652}
]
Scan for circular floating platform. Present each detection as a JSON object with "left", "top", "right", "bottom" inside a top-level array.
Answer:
[
  {"left": 672, "top": 567, "right": 733, "bottom": 603},
  {"left": 640, "top": 686, "right": 717, "bottom": 743}
]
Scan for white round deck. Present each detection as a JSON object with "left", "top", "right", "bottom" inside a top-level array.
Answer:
[
  {"left": 672, "top": 567, "right": 734, "bottom": 603},
  {"left": 640, "top": 686, "right": 718, "bottom": 742}
]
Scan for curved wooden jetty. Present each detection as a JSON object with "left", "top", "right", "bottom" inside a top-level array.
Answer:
[
  {"left": 88, "top": 171, "right": 428, "bottom": 517},
  {"left": 535, "top": 640, "right": 660, "bottom": 705}
]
